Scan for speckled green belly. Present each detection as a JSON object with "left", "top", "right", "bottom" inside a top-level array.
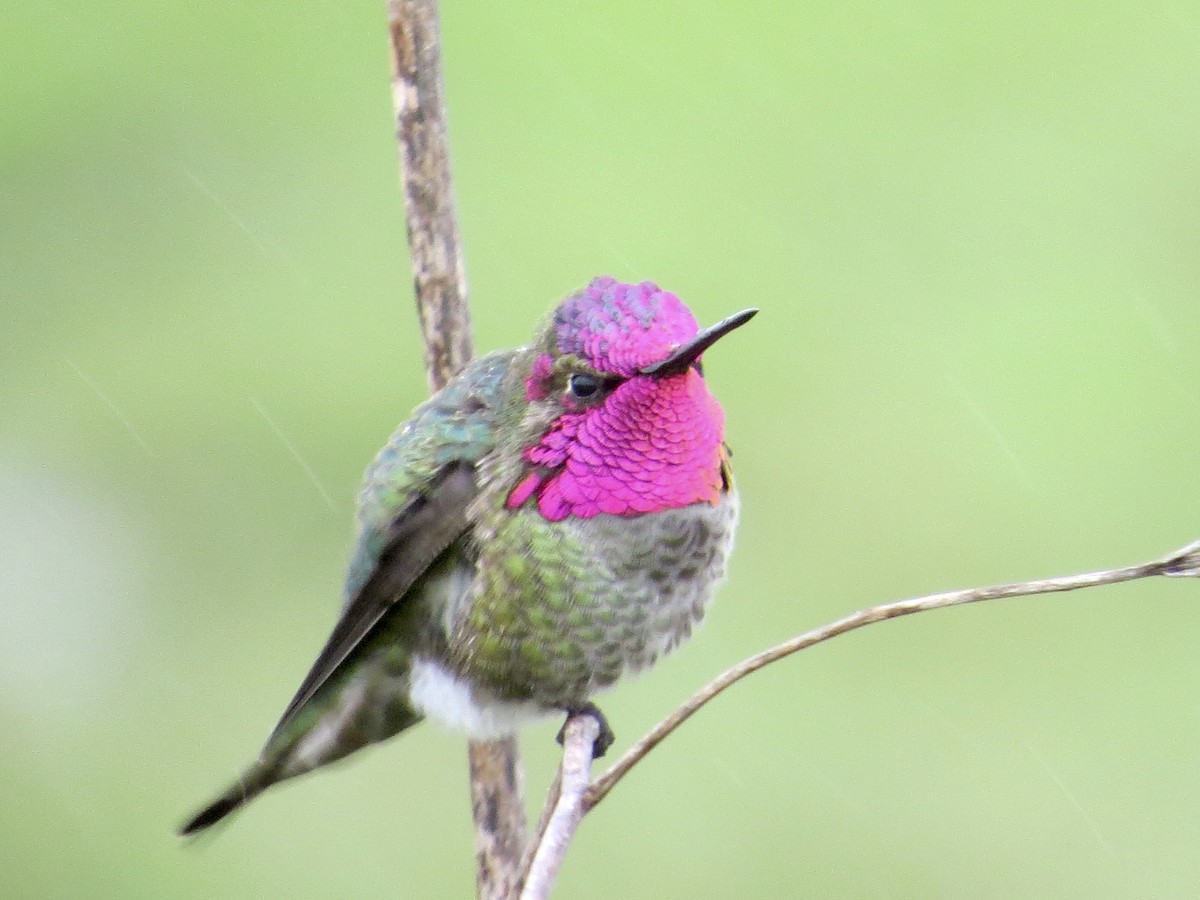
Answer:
[{"left": 445, "top": 492, "right": 739, "bottom": 708}]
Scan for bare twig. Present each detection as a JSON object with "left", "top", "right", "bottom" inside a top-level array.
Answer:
[
  {"left": 582, "top": 538, "right": 1200, "bottom": 810},
  {"left": 387, "top": 2, "right": 527, "bottom": 897},
  {"left": 513, "top": 540, "right": 1200, "bottom": 884},
  {"left": 518, "top": 767, "right": 563, "bottom": 889},
  {"left": 382, "top": 5, "right": 1200, "bottom": 891},
  {"left": 388, "top": 0, "right": 472, "bottom": 394},
  {"left": 520, "top": 716, "right": 601, "bottom": 900},
  {"left": 468, "top": 737, "right": 528, "bottom": 899}
]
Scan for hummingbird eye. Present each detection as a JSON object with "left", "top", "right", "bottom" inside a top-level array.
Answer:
[{"left": 567, "top": 372, "right": 609, "bottom": 401}]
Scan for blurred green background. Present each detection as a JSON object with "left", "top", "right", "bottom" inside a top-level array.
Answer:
[{"left": 3, "top": 1, "right": 1199, "bottom": 897}]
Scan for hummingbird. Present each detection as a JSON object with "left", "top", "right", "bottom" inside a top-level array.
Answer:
[{"left": 180, "top": 276, "right": 755, "bottom": 835}]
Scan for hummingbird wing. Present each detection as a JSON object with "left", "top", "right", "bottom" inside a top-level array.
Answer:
[
  {"left": 179, "top": 458, "right": 479, "bottom": 837},
  {"left": 267, "top": 460, "right": 477, "bottom": 742},
  {"left": 264, "top": 350, "right": 516, "bottom": 743}
]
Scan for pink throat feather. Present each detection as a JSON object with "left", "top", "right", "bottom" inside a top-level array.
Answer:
[{"left": 507, "top": 369, "right": 726, "bottom": 521}]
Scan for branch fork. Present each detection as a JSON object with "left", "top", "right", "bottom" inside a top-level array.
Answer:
[
  {"left": 385, "top": 2, "right": 1200, "bottom": 897},
  {"left": 516, "top": 538, "right": 1200, "bottom": 897}
]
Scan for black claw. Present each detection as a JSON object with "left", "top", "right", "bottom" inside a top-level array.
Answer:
[{"left": 556, "top": 702, "right": 615, "bottom": 758}]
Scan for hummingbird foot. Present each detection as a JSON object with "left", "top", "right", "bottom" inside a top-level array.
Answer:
[{"left": 556, "top": 702, "right": 615, "bottom": 758}]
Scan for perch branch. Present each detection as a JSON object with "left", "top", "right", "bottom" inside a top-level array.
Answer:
[
  {"left": 585, "top": 538, "right": 1200, "bottom": 809},
  {"left": 388, "top": 0, "right": 472, "bottom": 393},
  {"left": 515, "top": 539, "right": 1200, "bottom": 886},
  {"left": 387, "top": 2, "right": 527, "bottom": 897},
  {"left": 383, "top": 6, "right": 1200, "bottom": 891},
  {"left": 518, "top": 767, "right": 563, "bottom": 890},
  {"left": 519, "top": 716, "right": 601, "bottom": 900}
]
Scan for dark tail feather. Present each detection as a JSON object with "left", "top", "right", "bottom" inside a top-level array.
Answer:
[
  {"left": 179, "top": 678, "right": 427, "bottom": 836},
  {"left": 178, "top": 765, "right": 270, "bottom": 837}
]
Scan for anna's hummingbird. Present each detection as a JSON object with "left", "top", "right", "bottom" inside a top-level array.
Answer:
[{"left": 180, "top": 276, "right": 755, "bottom": 834}]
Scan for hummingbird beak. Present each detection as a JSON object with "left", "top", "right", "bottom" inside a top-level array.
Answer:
[{"left": 639, "top": 308, "right": 759, "bottom": 378}]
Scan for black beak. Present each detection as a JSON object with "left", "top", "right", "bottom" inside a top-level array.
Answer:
[{"left": 639, "top": 308, "right": 759, "bottom": 378}]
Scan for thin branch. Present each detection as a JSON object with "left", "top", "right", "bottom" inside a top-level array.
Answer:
[
  {"left": 387, "top": 2, "right": 527, "bottom": 897},
  {"left": 582, "top": 538, "right": 1200, "bottom": 810},
  {"left": 520, "top": 716, "right": 601, "bottom": 900},
  {"left": 468, "top": 737, "right": 528, "bottom": 899},
  {"left": 388, "top": 0, "right": 472, "bottom": 393},
  {"left": 516, "top": 543, "right": 1200, "bottom": 879},
  {"left": 383, "top": 6, "right": 1200, "bottom": 890},
  {"left": 518, "top": 767, "right": 563, "bottom": 888}
]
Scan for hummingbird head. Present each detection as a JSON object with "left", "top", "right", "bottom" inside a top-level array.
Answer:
[{"left": 505, "top": 276, "right": 756, "bottom": 521}]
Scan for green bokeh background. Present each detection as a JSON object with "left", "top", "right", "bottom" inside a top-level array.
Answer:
[{"left": 4, "top": 2, "right": 1199, "bottom": 897}]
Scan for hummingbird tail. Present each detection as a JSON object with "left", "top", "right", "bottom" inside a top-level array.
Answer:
[
  {"left": 178, "top": 695, "right": 426, "bottom": 836},
  {"left": 179, "top": 659, "right": 427, "bottom": 836},
  {"left": 178, "top": 763, "right": 272, "bottom": 837}
]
